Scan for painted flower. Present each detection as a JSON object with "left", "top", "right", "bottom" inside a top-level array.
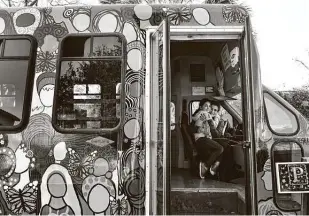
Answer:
[
  {"left": 36, "top": 49, "right": 58, "bottom": 73},
  {"left": 166, "top": 6, "right": 192, "bottom": 25},
  {"left": 222, "top": 5, "right": 249, "bottom": 23},
  {"left": 110, "top": 196, "right": 130, "bottom": 215},
  {"left": 121, "top": 6, "right": 135, "bottom": 21},
  {"left": 149, "top": 7, "right": 166, "bottom": 26}
]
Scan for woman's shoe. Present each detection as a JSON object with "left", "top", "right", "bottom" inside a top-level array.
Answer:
[
  {"left": 199, "top": 162, "right": 208, "bottom": 179},
  {"left": 210, "top": 161, "right": 220, "bottom": 176}
]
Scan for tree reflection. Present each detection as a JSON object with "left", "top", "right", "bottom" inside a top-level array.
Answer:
[{"left": 56, "top": 44, "right": 122, "bottom": 129}]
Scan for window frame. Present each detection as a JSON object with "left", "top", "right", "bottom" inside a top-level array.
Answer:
[
  {"left": 263, "top": 90, "right": 300, "bottom": 136},
  {"left": 270, "top": 139, "right": 304, "bottom": 212},
  {"left": 52, "top": 33, "right": 127, "bottom": 134},
  {"left": 0, "top": 35, "right": 37, "bottom": 132}
]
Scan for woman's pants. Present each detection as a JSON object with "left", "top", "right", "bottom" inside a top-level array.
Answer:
[{"left": 195, "top": 137, "right": 224, "bottom": 167}]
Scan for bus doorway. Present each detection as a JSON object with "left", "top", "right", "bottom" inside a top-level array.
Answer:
[
  {"left": 146, "top": 20, "right": 257, "bottom": 215},
  {"left": 169, "top": 40, "right": 246, "bottom": 215}
]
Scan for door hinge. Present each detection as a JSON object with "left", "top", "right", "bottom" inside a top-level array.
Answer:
[{"left": 242, "top": 141, "right": 251, "bottom": 149}]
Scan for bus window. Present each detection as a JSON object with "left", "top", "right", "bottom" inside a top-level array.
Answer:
[
  {"left": 53, "top": 34, "right": 126, "bottom": 133},
  {"left": 0, "top": 36, "right": 37, "bottom": 132},
  {"left": 220, "top": 106, "right": 233, "bottom": 128},
  {"left": 271, "top": 141, "right": 303, "bottom": 212},
  {"left": 264, "top": 93, "right": 298, "bottom": 135},
  {"left": 190, "top": 100, "right": 199, "bottom": 122},
  {"left": 3, "top": 39, "right": 31, "bottom": 57},
  {"left": 227, "top": 93, "right": 242, "bottom": 117}
]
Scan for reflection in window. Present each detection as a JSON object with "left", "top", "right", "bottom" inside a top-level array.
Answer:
[
  {"left": 3, "top": 39, "right": 31, "bottom": 57},
  {"left": 116, "top": 83, "right": 121, "bottom": 118},
  {"left": 0, "top": 84, "right": 16, "bottom": 107},
  {"left": 0, "top": 60, "right": 29, "bottom": 126},
  {"left": 92, "top": 37, "right": 122, "bottom": 56},
  {"left": 62, "top": 36, "right": 91, "bottom": 57},
  {"left": 73, "top": 84, "right": 101, "bottom": 99},
  {"left": 227, "top": 93, "right": 242, "bottom": 117},
  {"left": 62, "top": 36, "right": 122, "bottom": 57},
  {"left": 264, "top": 93, "right": 298, "bottom": 134},
  {"left": 190, "top": 101, "right": 200, "bottom": 121},
  {"left": 55, "top": 35, "right": 125, "bottom": 131},
  {"left": 55, "top": 60, "right": 122, "bottom": 129},
  {"left": 220, "top": 106, "right": 233, "bottom": 128},
  {"left": 171, "top": 102, "right": 175, "bottom": 130}
]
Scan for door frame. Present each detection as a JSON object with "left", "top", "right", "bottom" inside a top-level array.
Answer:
[{"left": 145, "top": 23, "right": 257, "bottom": 215}]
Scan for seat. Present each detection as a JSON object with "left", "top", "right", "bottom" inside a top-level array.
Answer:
[{"left": 180, "top": 112, "right": 198, "bottom": 175}]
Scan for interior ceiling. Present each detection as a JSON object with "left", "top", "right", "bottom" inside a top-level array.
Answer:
[{"left": 170, "top": 41, "right": 227, "bottom": 62}]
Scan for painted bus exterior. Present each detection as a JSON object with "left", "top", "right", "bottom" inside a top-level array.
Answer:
[{"left": 0, "top": 3, "right": 309, "bottom": 216}]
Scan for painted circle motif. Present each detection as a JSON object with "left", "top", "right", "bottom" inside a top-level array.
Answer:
[
  {"left": 129, "top": 81, "right": 141, "bottom": 98},
  {"left": 93, "top": 158, "right": 109, "bottom": 176},
  {"left": 127, "top": 49, "right": 143, "bottom": 71},
  {"left": 93, "top": 10, "right": 122, "bottom": 33},
  {"left": 127, "top": 41, "right": 146, "bottom": 71},
  {"left": 82, "top": 175, "right": 116, "bottom": 203},
  {"left": 122, "top": 21, "right": 138, "bottom": 44},
  {"left": 134, "top": 4, "right": 152, "bottom": 20},
  {"left": 13, "top": 8, "right": 41, "bottom": 34},
  {"left": 193, "top": 8, "right": 210, "bottom": 26},
  {"left": 72, "top": 14, "right": 90, "bottom": 32},
  {"left": 124, "top": 118, "right": 140, "bottom": 139},
  {"left": 0, "top": 147, "right": 16, "bottom": 179},
  {"left": 88, "top": 184, "right": 110, "bottom": 213},
  {"left": 0, "top": 17, "right": 5, "bottom": 34},
  {"left": 123, "top": 168, "right": 145, "bottom": 209}
]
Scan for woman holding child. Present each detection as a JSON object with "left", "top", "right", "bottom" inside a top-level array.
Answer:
[{"left": 191, "top": 99, "right": 224, "bottom": 179}]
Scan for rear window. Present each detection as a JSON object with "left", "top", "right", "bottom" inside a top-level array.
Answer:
[
  {"left": 0, "top": 36, "right": 37, "bottom": 131},
  {"left": 264, "top": 92, "right": 298, "bottom": 135}
]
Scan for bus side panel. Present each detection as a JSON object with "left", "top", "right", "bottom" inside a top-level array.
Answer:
[
  {"left": 0, "top": 4, "right": 246, "bottom": 215},
  {"left": 257, "top": 90, "right": 309, "bottom": 212}
]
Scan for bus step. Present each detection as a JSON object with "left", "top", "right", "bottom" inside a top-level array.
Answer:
[{"left": 170, "top": 190, "right": 245, "bottom": 215}]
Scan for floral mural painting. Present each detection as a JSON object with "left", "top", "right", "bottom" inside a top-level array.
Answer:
[{"left": 0, "top": 3, "right": 270, "bottom": 216}]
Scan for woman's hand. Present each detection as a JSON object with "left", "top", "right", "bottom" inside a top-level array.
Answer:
[{"left": 199, "top": 111, "right": 212, "bottom": 121}]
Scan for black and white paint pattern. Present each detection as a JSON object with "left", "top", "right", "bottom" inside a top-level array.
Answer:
[{"left": 0, "top": 4, "right": 258, "bottom": 216}]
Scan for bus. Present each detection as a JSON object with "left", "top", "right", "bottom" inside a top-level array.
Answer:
[{"left": 0, "top": 3, "right": 308, "bottom": 215}]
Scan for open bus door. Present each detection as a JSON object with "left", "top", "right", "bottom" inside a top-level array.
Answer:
[
  {"left": 241, "top": 17, "right": 258, "bottom": 215},
  {"left": 145, "top": 19, "right": 171, "bottom": 215},
  {"left": 146, "top": 17, "right": 260, "bottom": 215}
]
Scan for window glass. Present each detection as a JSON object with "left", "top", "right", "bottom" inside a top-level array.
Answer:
[
  {"left": 4, "top": 39, "right": 30, "bottom": 57},
  {"left": 56, "top": 60, "right": 121, "bottom": 129},
  {"left": 264, "top": 93, "right": 298, "bottom": 134},
  {"left": 0, "top": 40, "right": 3, "bottom": 52},
  {"left": 220, "top": 106, "right": 233, "bottom": 128},
  {"left": 92, "top": 37, "right": 122, "bottom": 56},
  {"left": 190, "top": 101, "right": 200, "bottom": 120},
  {"left": 62, "top": 36, "right": 91, "bottom": 57},
  {"left": 0, "top": 60, "right": 29, "bottom": 126},
  {"left": 227, "top": 93, "right": 242, "bottom": 117},
  {"left": 62, "top": 36, "right": 123, "bottom": 58},
  {"left": 55, "top": 34, "right": 125, "bottom": 132},
  {"left": 271, "top": 141, "right": 303, "bottom": 212}
]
